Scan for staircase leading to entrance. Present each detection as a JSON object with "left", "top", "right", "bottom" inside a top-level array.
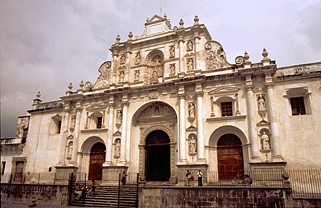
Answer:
[{"left": 72, "top": 184, "right": 138, "bottom": 207}]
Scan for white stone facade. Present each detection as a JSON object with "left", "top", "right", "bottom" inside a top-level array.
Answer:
[{"left": 1, "top": 15, "right": 321, "bottom": 184}]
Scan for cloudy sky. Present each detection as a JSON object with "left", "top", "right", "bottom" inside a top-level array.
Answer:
[{"left": 1, "top": 0, "right": 320, "bottom": 137}]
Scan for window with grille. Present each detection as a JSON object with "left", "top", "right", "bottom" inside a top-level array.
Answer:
[
  {"left": 221, "top": 102, "right": 233, "bottom": 117},
  {"left": 290, "top": 97, "right": 306, "bottom": 115},
  {"left": 96, "top": 117, "right": 103, "bottom": 129}
]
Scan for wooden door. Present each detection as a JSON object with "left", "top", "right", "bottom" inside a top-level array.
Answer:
[
  {"left": 14, "top": 161, "right": 24, "bottom": 182},
  {"left": 88, "top": 143, "right": 105, "bottom": 180},
  {"left": 217, "top": 134, "right": 244, "bottom": 180}
]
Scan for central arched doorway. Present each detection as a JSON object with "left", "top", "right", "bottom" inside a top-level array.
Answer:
[
  {"left": 217, "top": 134, "right": 244, "bottom": 180},
  {"left": 145, "top": 130, "right": 170, "bottom": 181},
  {"left": 88, "top": 142, "right": 106, "bottom": 180}
]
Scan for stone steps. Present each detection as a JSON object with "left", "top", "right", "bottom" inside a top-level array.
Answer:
[{"left": 72, "top": 185, "right": 138, "bottom": 207}]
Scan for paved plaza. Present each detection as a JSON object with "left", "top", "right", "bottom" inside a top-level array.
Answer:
[{"left": 1, "top": 200, "right": 78, "bottom": 208}]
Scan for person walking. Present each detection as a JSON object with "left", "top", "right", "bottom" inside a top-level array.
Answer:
[{"left": 197, "top": 170, "right": 203, "bottom": 186}]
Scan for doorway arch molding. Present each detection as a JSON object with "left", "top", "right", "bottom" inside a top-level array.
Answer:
[{"left": 138, "top": 124, "right": 177, "bottom": 182}]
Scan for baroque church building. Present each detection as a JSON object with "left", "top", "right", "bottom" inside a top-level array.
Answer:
[{"left": 1, "top": 15, "right": 321, "bottom": 184}]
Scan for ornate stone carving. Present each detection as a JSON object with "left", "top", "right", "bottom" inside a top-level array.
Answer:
[
  {"left": 261, "top": 132, "right": 270, "bottom": 150},
  {"left": 169, "top": 63, "right": 176, "bottom": 76},
  {"left": 186, "top": 58, "right": 194, "bottom": 72},
  {"left": 119, "top": 54, "right": 126, "bottom": 65},
  {"left": 93, "top": 61, "right": 111, "bottom": 89},
  {"left": 205, "top": 41, "right": 230, "bottom": 70},
  {"left": 114, "top": 138, "right": 121, "bottom": 158},
  {"left": 115, "top": 110, "right": 122, "bottom": 130},
  {"left": 119, "top": 71, "right": 125, "bottom": 83},
  {"left": 146, "top": 51, "right": 164, "bottom": 84},
  {"left": 186, "top": 40, "right": 193, "bottom": 51},
  {"left": 135, "top": 52, "right": 141, "bottom": 65},
  {"left": 235, "top": 56, "right": 244, "bottom": 66},
  {"left": 134, "top": 70, "right": 140, "bottom": 81},
  {"left": 257, "top": 94, "right": 267, "bottom": 121},
  {"left": 169, "top": 45, "right": 175, "bottom": 58},
  {"left": 137, "top": 102, "right": 176, "bottom": 124},
  {"left": 188, "top": 134, "right": 197, "bottom": 155}
]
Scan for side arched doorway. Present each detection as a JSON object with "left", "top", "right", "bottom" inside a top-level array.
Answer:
[
  {"left": 88, "top": 142, "right": 106, "bottom": 180},
  {"left": 145, "top": 130, "right": 170, "bottom": 181},
  {"left": 217, "top": 134, "right": 244, "bottom": 180}
]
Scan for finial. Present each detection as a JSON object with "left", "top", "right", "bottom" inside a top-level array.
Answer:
[
  {"left": 194, "top": 15, "right": 199, "bottom": 26},
  {"left": 164, "top": 13, "right": 167, "bottom": 19},
  {"left": 179, "top": 19, "right": 184, "bottom": 28},
  {"left": 146, "top": 18, "right": 149, "bottom": 23},
  {"left": 36, "top": 91, "right": 41, "bottom": 98},
  {"left": 128, "top": 32, "right": 133, "bottom": 40},
  {"left": 262, "top": 48, "right": 269, "bottom": 59},
  {"left": 79, "top": 80, "right": 84, "bottom": 88},
  {"left": 244, "top": 51, "right": 250, "bottom": 63},
  {"left": 68, "top": 82, "right": 73, "bottom": 90},
  {"left": 116, "top": 35, "right": 121, "bottom": 43}
]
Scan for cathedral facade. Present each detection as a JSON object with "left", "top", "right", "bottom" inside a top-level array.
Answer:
[{"left": 1, "top": 15, "right": 321, "bottom": 184}]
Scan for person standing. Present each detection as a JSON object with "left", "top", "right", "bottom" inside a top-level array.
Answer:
[
  {"left": 91, "top": 179, "right": 97, "bottom": 195},
  {"left": 197, "top": 170, "right": 203, "bottom": 186},
  {"left": 121, "top": 171, "right": 128, "bottom": 185}
]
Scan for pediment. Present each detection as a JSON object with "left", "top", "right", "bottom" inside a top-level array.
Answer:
[
  {"left": 208, "top": 86, "right": 239, "bottom": 95},
  {"left": 146, "top": 15, "right": 167, "bottom": 25},
  {"left": 137, "top": 102, "right": 176, "bottom": 124}
]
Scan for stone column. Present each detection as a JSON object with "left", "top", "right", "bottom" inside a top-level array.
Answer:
[
  {"left": 196, "top": 92, "right": 205, "bottom": 162},
  {"left": 194, "top": 36, "right": 201, "bottom": 70},
  {"left": 111, "top": 54, "right": 118, "bottom": 87},
  {"left": 58, "top": 110, "right": 70, "bottom": 165},
  {"left": 71, "top": 107, "right": 82, "bottom": 165},
  {"left": 105, "top": 98, "right": 114, "bottom": 164},
  {"left": 120, "top": 101, "right": 129, "bottom": 163},
  {"left": 178, "top": 86, "right": 187, "bottom": 162},
  {"left": 245, "top": 82, "right": 260, "bottom": 160},
  {"left": 125, "top": 51, "right": 132, "bottom": 83},
  {"left": 178, "top": 39, "right": 184, "bottom": 73},
  {"left": 266, "top": 84, "right": 282, "bottom": 160}
]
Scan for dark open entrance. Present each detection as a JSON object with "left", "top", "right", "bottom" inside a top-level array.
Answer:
[
  {"left": 217, "top": 134, "right": 244, "bottom": 180},
  {"left": 88, "top": 142, "right": 105, "bottom": 180},
  {"left": 145, "top": 130, "right": 170, "bottom": 181}
]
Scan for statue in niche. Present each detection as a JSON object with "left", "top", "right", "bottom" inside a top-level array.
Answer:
[
  {"left": 135, "top": 52, "right": 141, "bottom": 65},
  {"left": 119, "top": 54, "right": 126, "bottom": 65},
  {"left": 206, "top": 50, "right": 219, "bottom": 69},
  {"left": 119, "top": 71, "right": 125, "bottom": 83},
  {"left": 257, "top": 94, "right": 266, "bottom": 112},
  {"left": 169, "top": 63, "right": 176, "bottom": 75},
  {"left": 187, "top": 58, "right": 194, "bottom": 71},
  {"left": 261, "top": 132, "right": 270, "bottom": 150},
  {"left": 188, "top": 135, "right": 197, "bottom": 155},
  {"left": 154, "top": 106, "right": 160, "bottom": 116},
  {"left": 169, "top": 45, "right": 175, "bottom": 58},
  {"left": 152, "top": 55, "right": 161, "bottom": 65},
  {"left": 151, "top": 69, "right": 158, "bottom": 83},
  {"left": 134, "top": 70, "right": 140, "bottom": 81},
  {"left": 187, "top": 40, "right": 193, "bottom": 51},
  {"left": 67, "top": 141, "right": 73, "bottom": 158},
  {"left": 116, "top": 110, "right": 122, "bottom": 127},
  {"left": 188, "top": 102, "right": 195, "bottom": 118},
  {"left": 114, "top": 139, "right": 121, "bottom": 158},
  {"left": 70, "top": 114, "right": 76, "bottom": 130}
]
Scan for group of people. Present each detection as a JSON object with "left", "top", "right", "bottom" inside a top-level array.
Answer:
[
  {"left": 74, "top": 179, "right": 97, "bottom": 200},
  {"left": 186, "top": 170, "right": 203, "bottom": 186}
]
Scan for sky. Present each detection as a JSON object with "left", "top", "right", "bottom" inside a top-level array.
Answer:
[{"left": 1, "top": 0, "right": 321, "bottom": 137}]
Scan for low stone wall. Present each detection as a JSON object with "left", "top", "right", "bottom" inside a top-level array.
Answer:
[
  {"left": 139, "top": 186, "right": 293, "bottom": 208},
  {"left": 0, "top": 184, "right": 69, "bottom": 206}
]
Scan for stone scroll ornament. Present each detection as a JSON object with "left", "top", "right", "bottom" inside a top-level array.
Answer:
[
  {"left": 204, "top": 41, "right": 230, "bottom": 70},
  {"left": 93, "top": 61, "right": 111, "bottom": 89}
]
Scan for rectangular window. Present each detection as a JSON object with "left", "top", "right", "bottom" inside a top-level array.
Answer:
[
  {"left": 290, "top": 97, "right": 306, "bottom": 115},
  {"left": 221, "top": 102, "right": 233, "bottom": 117},
  {"left": 96, "top": 117, "right": 103, "bottom": 129}
]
